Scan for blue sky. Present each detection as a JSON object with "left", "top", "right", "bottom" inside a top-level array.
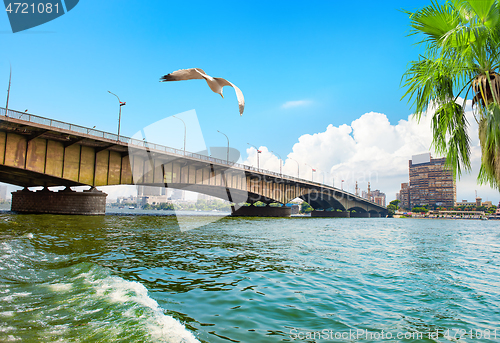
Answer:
[{"left": 1, "top": 0, "right": 498, "bottom": 203}]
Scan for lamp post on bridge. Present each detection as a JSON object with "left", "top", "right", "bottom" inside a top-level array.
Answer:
[
  {"left": 270, "top": 150, "right": 282, "bottom": 177},
  {"left": 108, "top": 91, "right": 126, "bottom": 142},
  {"left": 247, "top": 143, "right": 261, "bottom": 170},
  {"left": 172, "top": 115, "right": 186, "bottom": 155},
  {"left": 5, "top": 64, "right": 11, "bottom": 117},
  {"left": 217, "top": 130, "right": 230, "bottom": 163},
  {"left": 305, "top": 163, "right": 315, "bottom": 182}
]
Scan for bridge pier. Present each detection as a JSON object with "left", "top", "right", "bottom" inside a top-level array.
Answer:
[
  {"left": 11, "top": 187, "right": 107, "bottom": 215},
  {"left": 231, "top": 206, "right": 291, "bottom": 217},
  {"left": 311, "top": 210, "right": 350, "bottom": 218}
]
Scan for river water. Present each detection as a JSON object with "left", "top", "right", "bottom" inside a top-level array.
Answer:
[{"left": 0, "top": 213, "right": 499, "bottom": 342}]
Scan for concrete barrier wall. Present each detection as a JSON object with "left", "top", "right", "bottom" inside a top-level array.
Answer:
[
  {"left": 311, "top": 211, "right": 350, "bottom": 218},
  {"left": 231, "top": 206, "right": 291, "bottom": 217},
  {"left": 349, "top": 212, "right": 370, "bottom": 218},
  {"left": 12, "top": 187, "right": 107, "bottom": 215}
]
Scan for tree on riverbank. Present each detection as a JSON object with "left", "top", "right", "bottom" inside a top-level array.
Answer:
[
  {"left": 300, "top": 202, "right": 313, "bottom": 213},
  {"left": 402, "top": 0, "right": 500, "bottom": 189}
]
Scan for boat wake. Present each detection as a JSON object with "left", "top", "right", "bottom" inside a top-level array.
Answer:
[{"left": 0, "top": 238, "right": 199, "bottom": 343}]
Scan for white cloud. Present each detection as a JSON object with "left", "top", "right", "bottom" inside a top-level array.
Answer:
[
  {"left": 281, "top": 100, "right": 312, "bottom": 109},
  {"left": 244, "top": 101, "right": 499, "bottom": 204}
]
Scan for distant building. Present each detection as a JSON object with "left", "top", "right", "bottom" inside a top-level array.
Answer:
[
  {"left": 398, "top": 183, "right": 410, "bottom": 209},
  {"left": 198, "top": 193, "right": 218, "bottom": 201},
  {"left": 137, "top": 186, "right": 175, "bottom": 206},
  {"left": 138, "top": 195, "right": 169, "bottom": 207},
  {"left": 370, "top": 190, "right": 386, "bottom": 207},
  {"left": 399, "top": 153, "right": 456, "bottom": 209},
  {"left": 361, "top": 186, "right": 386, "bottom": 206},
  {"left": 455, "top": 198, "right": 493, "bottom": 208},
  {"left": 168, "top": 189, "right": 185, "bottom": 201},
  {"left": 116, "top": 195, "right": 137, "bottom": 204},
  {"left": 285, "top": 203, "right": 300, "bottom": 214},
  {"left": 137, "top": 186, "right": 164, "bottom": 196},
  {"left": 0, "top": 185, "right": 7, "bottom": 200}
]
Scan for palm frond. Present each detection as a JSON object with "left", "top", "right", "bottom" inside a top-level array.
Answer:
[
  {"left": 478, "top": 103, "right": 500, "bottom": 189},
  {"left": 431, "top": 101, "right": 471, "bottom": 177},
  {"left": 403, "top": 0, "right": 500, "bottom": 186}
]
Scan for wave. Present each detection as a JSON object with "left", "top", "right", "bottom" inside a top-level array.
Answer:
[{"left": 0, "top": 238, "right": 199, "bottom": 343}]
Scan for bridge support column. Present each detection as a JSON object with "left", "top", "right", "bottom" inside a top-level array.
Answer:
[
  {"left": 231, "top": 206, "right": 291, "bottom": 217},
  {"left": 12, "top": 187, "right": 107, "bottom": 215},
  {"left": 350, "top": 212, "right": 370, "bottom": 218},
  {"left": 311, "top": 210, "right": 350, "bottom": 218}
]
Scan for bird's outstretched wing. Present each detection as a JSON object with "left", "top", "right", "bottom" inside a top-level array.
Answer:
[
  {"left": 160, "top": 68, "right": 207, "bottom": 82},
  {"left": 214, "top": 77, "right": 245, "bottom": 115}
]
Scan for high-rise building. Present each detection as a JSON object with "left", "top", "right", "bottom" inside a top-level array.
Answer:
[
  {"left": 371, "top": 190, "right": 386, "bottom": 207},
  {"left": 399, "top": 153, "right": 456, "bottom": 209},
  {"left": 398, "top": 183, "right": 410, "bottom": 209},
  {"left": 361, "top": 187, "right": 386, "bottom": 206}
]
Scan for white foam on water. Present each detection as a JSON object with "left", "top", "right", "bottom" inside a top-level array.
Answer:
[
  {"left": 86, "top": 270, "right": 200, "bottom": 343},
  {"left": 48, "top": 283, "right": 72, "bottom": 292},
  {"left": 1, "top": 291, "right": 31, "bottom": 303},
  {"left": 0, "top": 325, "right": 15, "bottom": 332},
  {"left": 0, "top": 237, "right": 200, "bottom": 343},
  {"left": 0, "top": 240, "right": 69, "bottom": 282},
  {"left": 5, "top": 335, "right": 21, "bottom": 341},
  {"left": 41, "top": 324, "right": 70, "bottom": 337}
]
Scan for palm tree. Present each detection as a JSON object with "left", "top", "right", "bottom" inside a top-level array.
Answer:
[{"left": 402, "top": 0, "right": 500, "bottom": 189}]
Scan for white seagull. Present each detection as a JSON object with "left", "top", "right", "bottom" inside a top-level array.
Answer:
[{"left": 160, "top": 68, "right": 245, "bottom": 115}]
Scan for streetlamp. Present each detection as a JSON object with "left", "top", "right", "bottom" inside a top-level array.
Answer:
[
  {"left": 270, "top": 150, "right": 282, "bottom": 176},
  {"left": 305, "top": 163, "right": 315, "bottom": 182},
  {"left": 172, "top": 115, "right": 186, "bottom": 155},
  {"left": 5, "top": 64, "right": 11, "bottom": 117},
  {"left": 108, "top": 91, "right": 126, "bottom": 141},
  {"left": 217, "top": 130, "right": 229, "bottom": 163},
  {"left": 289, "top": 158, "right": 299, "bottom": 178},
  {"left": 341, "top": 180, "right": 345, "bottom": 190},
  {"left": 247, "top": 143, "right": 261, "bottom": 170}
]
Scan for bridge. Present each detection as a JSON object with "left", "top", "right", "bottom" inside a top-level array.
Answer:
[{"left": 0, "top": 107, "right": 387, "bottom": 217}]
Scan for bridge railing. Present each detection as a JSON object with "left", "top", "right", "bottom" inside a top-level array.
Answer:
[{"left": 0, "top": 107, "right": 384, "bottom": 207}]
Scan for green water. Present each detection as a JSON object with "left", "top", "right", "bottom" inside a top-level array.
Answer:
[{"left": 1, "top": 214, "right": 499, "bottom": 342}]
